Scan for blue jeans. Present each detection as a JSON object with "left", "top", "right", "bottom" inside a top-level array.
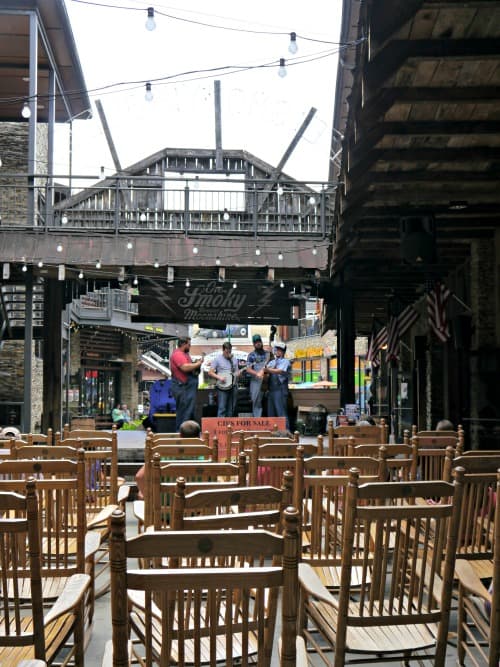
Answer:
[
  {"left": 170, "top": 376, "right": 198, "bottom": 430},
  {"left": 216, "top": 387, "right": 237, "bottom": 417},
  {"left": 267, "top": 387, "right": 289, "bottom": 430},
  {"left": 249, "top": 379, "right": 264, "bottom": 417}
]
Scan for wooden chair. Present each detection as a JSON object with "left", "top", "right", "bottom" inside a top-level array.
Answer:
[
  {"left": 328, "top": 419, "right": 388, "bottom": 455},
  {"left": 19, "top": 429, "right": 53, "bottom": 446},
  {"left": 0, "top": 454, "right": 99, "bottom": 630},
  {"left": 105, "top": 506, "right": 300, "bottom": 667},
  {"left": 456, "top": 469, "right": 500, "bottom": 667},
  {"left": 248, "top": 440, "right": 317, "bottom": 487},
  {"left": 225, "top": 424, "right": 279, "bottom": 461},
  {"left": 348, "top": 442, "right": 416, "bottom": 481},
  {"left": 411, "top": 435, "right": 460, "bottom": 482},
  {"left": 0, "top": 480, "right": 90, "bottom": 665},
  {"left": 298, "top": 467, "right": 465, "bottom": 666},
  {"left": 293, "top": 451, "right": 387, "bottom": 589},
  {"left": 442, "top": 452, "right": 500, "bottom": 581},
  {"left": 61, "top": 424, "right": 117, "bottom": 440},
  {"left": 150, "top": 453, "right": 249, "bottom": 531}
]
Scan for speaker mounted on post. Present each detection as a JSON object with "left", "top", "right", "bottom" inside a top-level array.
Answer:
[{"left": 400, "top": 215, "right": 436, "bottom": 265}]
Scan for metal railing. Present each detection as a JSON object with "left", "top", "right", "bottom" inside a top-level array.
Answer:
[
  {"left": 72, "top": 288, "right": 138, "bottom": 321},
  {"left": 0, "top": 174, "right": 333, "bottom": 236},
  {"left": 288, "top": 315, "right": 321, "bottom": 340}
]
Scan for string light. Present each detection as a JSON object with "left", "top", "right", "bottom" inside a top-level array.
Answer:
[
  {"left": 288, "top": 32, "right": 298, "bottom": 54},
  {"left": 56, "top": 243, "right": 63, "bottom": 252},
  {"left": 277, "top": 186, "right": 284, "bottom": 196},
  {"left": 312, "top": 245, "right": 318, "bottom": 256},
  {"left": 308, "top": 196, "right": 317, "bottom": 206},
  {"left": 153, "top": 259, "right": 159, "bottom": 268},
  {"left": 222, "top": 209, "right": 230, "bottom": 222},
  {"left": 95, "top": 259, "right": 101, "bottom": 269},
  {"left": 78, "top": 270, "right": 84, "bottom": 279},
  {"left": 193, "top": 246, "right": 199, "bottom": 254},
  {"left": 185, "top": 278, "right": 190, "bottom": 287},
  {"left": 127, "top": 241, "right": 133, "bottom": 250},
  {"left": 145, "top": 82, "right": 153, "bottom": 102},
  {"left": 139, "top": 212, "right": 147, "bottom": 222},
  {"left": 22, "top": 263, "right": 28, "bottom": 272},
  {"left": 278, "top": 58, "right": 287, "bottom": 78},
  {"left": 145, "top": 7, "right": 156, "bottom": 31},
  {"left": 193, "top": 175, "right": 200, "bottom": 190},
  {"left": 215, "top": 256, "right": 221, "bottom": 266},
  {"left": 280, "top": 279, "right": 284, "bottom": 288},
  {"left": 133, "top": 276, "right": 139, "bottom": 286},
  {"left": 278, "top": 250, "right": 284, "bottom": 261},
  {"left": 255, "top": 246, "right": 261, "bottom": 256},
  {"left": 232, "top": 280, "right": 237, "bottom": 289},
  {"left": 21, "top": 102, "right": 31, "bottom": 118},
  {"left": 37, "top": 260, "right": 43, "bottom": 268},
  {"left": 61, "top": 214, "right": 68, "bottom": 225}
]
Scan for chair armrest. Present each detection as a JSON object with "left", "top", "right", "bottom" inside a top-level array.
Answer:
[
  {"left": 117, "top": 484, "right": 130, "bottom": 504},
  {"left": 87, "top": 504, "right": 118, "bottom": 529},
  {"left": 44, "top": 573, "right": 91, "bottom": 625},
  {"left": 133, "top": 500, "right": 144, "bottom": 523},
  {"left": 102, "top": 639, "right": 132, "bottom": 666},
  {"left": 455, "top": 559, "right": 492, "bottom": 602},
  {"left": 17, "top": 662, "right": 47, "bottom": 667},
  {"left": 85, "top": 530, "right": 102, "bottom": 559},
  {"left": 298, "top": 563, "right": 339, "bottom": 607},
  {"left": 296, "top": 636, "right": 310, "bottom": 664}
]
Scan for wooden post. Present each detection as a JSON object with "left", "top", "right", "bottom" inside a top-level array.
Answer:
[{"left": 214, "top": 80, "right": 223, "bottom": 170}]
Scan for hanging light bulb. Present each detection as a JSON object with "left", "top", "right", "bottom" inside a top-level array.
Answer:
[
  {"left": 100, "top": 166, "right": 105, "bottom": 179},
  {"left": 278, "top": 58, "right": 287, "bottom": 78},
  {"left": 192, "top": 246, "right": 199, "bottom": 254},
  {"left": 153, "top": 259, "right": 159, "bottom": 268},
  {"left": 127, "top": 241, "right": 133, "bottom": 250},
  {"left": 22, "top": 263, "right": 28, "bottom": 272},
  {"left": 308, "top": 196, "right": 317, "bottom": 206},
  {"left": 312, "top": 245, "right": 318, "bottom": 256},
  {"left": 95, "top": 259, "right": 101, "bottom": 269},
  {"left": 145, "top": 82, "right": 153, "bottom": 102},
  {"left": 232, "top": 280, "right": 237, "bottom": 289},
  {"left": 278, "top": 250, "right": 284, "bottom": 261},
  {"left": 0, "top": 156, "right": 3, "bottom": 167},
  {"left": 255, "top": 246, "right": 261, "bottom": 256},
  {"left": 223, "top": 208, "right": 230, "bottom": 222},
  {"left": 193, "top": 175, "right": 200, "bottom": 190},
  {"left": 37, "top": 260, "right": 43, "bottom": 268},
  {"left": 78, "top": 270, "right": 84, "bottom": 279},
  {"left": 56, "top": 243, "right": 63, "bottom": 253},
  {"left": 133, "top": 276, "right": 139, "bottom": 286},
  {"left": 61, "top": 214, "right": 68, "bottom": 225},
  {"left": 21, "top": 102, "right": 31, "bottom": 119},
  {"left": 185, "top": 278, "right": 190, "bottom": 287},
  {"left": 139, "top": 212, "right": 147, "bottom": 222},
  {"left": 288, "top": 32, "right": 298, "bottom": 54},
  {"left": 145, "top": 6, "right": 156, "bottom": 31},
  {"left": 215, "top": 256, "right": 221, "bottom": 266},
  {"left": 277, "top": 186, "right": 284, "bottom": 196},
  {"left": 280, "top": 279, "right": 285, "bottom": 288}
]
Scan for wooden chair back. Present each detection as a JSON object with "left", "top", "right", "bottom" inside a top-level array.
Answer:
[
  {"left": 248, "top": 440, "right": 316, "bottom": 486},
  {"left": 20, "top": 429, "right": 53, "bottom": 446},
  {"left": 348, "top": 442, "right": 416, "bottom": 481},
  {"left": 108, "top": 506, "right": 299, "bottom": 667},
  {"left": 171, "top": 472, "right": 293, "bottom": 532},
  {"left": 412, "top": 436, "right": 457, "bottom": 481},
  {"left": 298, "top": 468, "right": 465, "bottom": 666},
  {"left": 150, "top": 453, "right": 248, "bottom": 530},
  {"left": 225, "top": 424, "right": 279, "bottom": 460},
  {"left": 329, "top": 418, "right": 388, "bottom": 450},
  {"left": 328, "top": 435, "right": 355, "bottom": 456},
  {"left": 61, "top": 425, "right": 117, "bottom": 441}
]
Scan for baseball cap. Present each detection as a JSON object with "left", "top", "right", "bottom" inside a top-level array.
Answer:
[
  {"left": 273, "top": 341, "right": 286, "bottom": 351},
  {"left": 252, "top": 334, "right": 262, "bottom": 343}
]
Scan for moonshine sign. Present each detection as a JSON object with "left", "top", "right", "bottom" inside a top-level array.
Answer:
[{"left": 132, "top": 278, "right": 299, "bottom": 325}]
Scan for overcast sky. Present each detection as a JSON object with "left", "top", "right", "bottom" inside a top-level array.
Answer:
[{"left": 54, "top": 0, "right": 342, "bottom": 185}]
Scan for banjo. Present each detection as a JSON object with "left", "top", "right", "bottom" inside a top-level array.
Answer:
[{"left": 215, "top": 370, "right": 236, "bottom": 391}]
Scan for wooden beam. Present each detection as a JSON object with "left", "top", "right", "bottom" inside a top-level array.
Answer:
[{"left": 214, "top": 80, "right": 223, "bottom": 170}]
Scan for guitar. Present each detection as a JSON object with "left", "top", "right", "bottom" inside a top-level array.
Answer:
[{"left": 261, "top": 325, "right": 277, "bottom": 394}]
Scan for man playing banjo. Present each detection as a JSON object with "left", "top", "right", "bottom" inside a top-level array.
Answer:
[
  {"left": 245, "top": 333, "right": 268, "bottom": 417},
  {"left": 207, "top": 341, "right": 239, "bottom": 417}
]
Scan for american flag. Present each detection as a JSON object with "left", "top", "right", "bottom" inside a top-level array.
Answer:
[
  {"left": 427, "top": 281, "right": 451, "bottom": 342},
  {"left": 386, "top": 305, "right": 419, "bottom": 363},
  {"left": 366, "top": 319, "right": 387, "bottom": 368}
]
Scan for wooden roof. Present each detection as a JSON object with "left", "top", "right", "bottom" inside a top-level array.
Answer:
[{"left": 331, "top": 0, "right": 500, "bottom": 333}]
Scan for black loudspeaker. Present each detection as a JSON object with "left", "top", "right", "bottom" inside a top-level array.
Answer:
[
  {"left": 135, "top": 370, "right": 142, "bottom": 383},
  {"left": 452, "top": 315, "right": 472, "bottom": 350},
  {"left": 400, "top": 215, "right": 436, "bottom": 264},
  {"left": 414, "top": 336, "right": 427, "bottom": 361}
]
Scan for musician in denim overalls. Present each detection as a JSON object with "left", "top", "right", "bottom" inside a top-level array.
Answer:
[
  {"left": 246, "top": 334, "right": 268, "bottom": 417},
  {"left": 208, "top": 341, "right": 239, "bottom": 417},
  {"left": 265, "top": 342, "right": 292, "bottom": 430}
]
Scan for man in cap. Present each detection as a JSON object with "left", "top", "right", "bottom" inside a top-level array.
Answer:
[
  {"left": 264, "top": 341, "right": 292, "bottom": 429},
  {"left": 207, "top": 341, "right": 239, "bottom": 417},
  {"left": 246, "top": 333, "right": 269, "bottom": 417}
]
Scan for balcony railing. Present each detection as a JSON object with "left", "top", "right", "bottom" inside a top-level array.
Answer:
[
  {"left": 72, "top": 288, "right": 138, "bottom": 322},
  {"left": 288, "top": 315, "right": 321, "bottom": 340},
  {"left": 0, "top": 174, "right": 332, "bottom": 236}
]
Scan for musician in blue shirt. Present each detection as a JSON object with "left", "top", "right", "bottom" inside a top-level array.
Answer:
[
  {"left": 246, "top": 334, "right": 268, "bottom": 417},
  {"left": 207, "top": 341, "right": 239, "bottom": 417},
  {"left": 264, "top": 342, "right": 292, "bottom": 430}
]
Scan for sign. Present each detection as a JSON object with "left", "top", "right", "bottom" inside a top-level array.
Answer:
[
  {"left": 201, "top": 416, "right": 287, "bottom": 460},
  {"left": 132, "top": 279, "right": 299, "bottom": 325}
]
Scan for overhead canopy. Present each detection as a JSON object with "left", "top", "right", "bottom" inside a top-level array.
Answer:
[
  {"left": 331, "top": 0, "right": 500, "bottom": 333},
  {"left": 0, "top": 0, "right": 91, "bottom": 122}
]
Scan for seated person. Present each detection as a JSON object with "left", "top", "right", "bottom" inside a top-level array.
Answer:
[
  {"left": 112, "top": 403, "right": 125, "bottom": 429},
  {"left": 436, "top": 419, "right": 454, "bottom": 431},
  {"left": 135, "top": 420, "right": 201, "bottom": 499}
]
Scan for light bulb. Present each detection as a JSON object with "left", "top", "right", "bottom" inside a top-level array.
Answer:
[
  {"left": 153, "top": 259, "right": 159, "bottom": 268},
  {"left": 288, "top": 32, "right": 298, "bottom": 54},
  {"left": 140, "top": 212, "right": 147, "bottom": 222},
  {"left": 278, "top": 58, "right": 287, "bottom": 78},
  {"left": 100, "top": 166, "right": 105, "bottom": 179},
  {"left": 21, "top": 102, "right": 31, "bottom": 119},
  {"left": 308, "top": 196, "right": 317, "bottom": 206},
  {"left": 37, "top": 260, "right": 43, "bottom": 268},
  {"left": 192, "top": 246, "right": 199, "bottom": 254},
  {"left": 278, "top": 250, "right": 284, "bottom": 261},
  {"left": 223, "top": 209, "right": 230, "bottom": 222},
  {"left": 127, "top": 241, "right": 133, "bottom": 250},
  {"left": 0, "top": 156, "right": 2, "bottom": 167},
  {"left": 145, "top": 7, "right": 156, "bottom": 31},
  {"left": 61, "top": 214, "right": 68, "bottom": 225},
  {"left": 312, "top": 245, "right": 318, "bottom": 256},
  {"left": 232, "top": 281, "right": 237, "bottom": 289},
  {"left": 95, "top": 259, "right": 101, "bottom": 269},
  {"left": 185, "top": 278, "right": 190, "bottom": 287},
  {"left": 277, "top": 186, "right": 284, "bottom": 196},
  {"left": 145, "top": 82, "right": 153, "bottom": 102},
  {"left": 215, "top": 256, "right": 221, "bottom": 266},
  {"left": 56, "top": 243, "right": 63, "bottom": 252},
  {"left": 78, "top": 270, "right": 84, "bottom": 279},
  {"left": 255, "top": 246, "right": 261, "bottom": 256},
  {"left": 193, "top": 176, "right": 200, "bottom": 190},
  {"left": 133, "top": 276, "right": 138, "bottom": 286},
  {"left": 280, "top": 280, "right": 284, "bottom": 288},
  {"left": 22, "top": 264, "right": 27, "bottom": 272}
]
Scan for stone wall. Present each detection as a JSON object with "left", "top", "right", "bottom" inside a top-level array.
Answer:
[{"left": 0, "top": 340, "right": 43, "bottom": 431}]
